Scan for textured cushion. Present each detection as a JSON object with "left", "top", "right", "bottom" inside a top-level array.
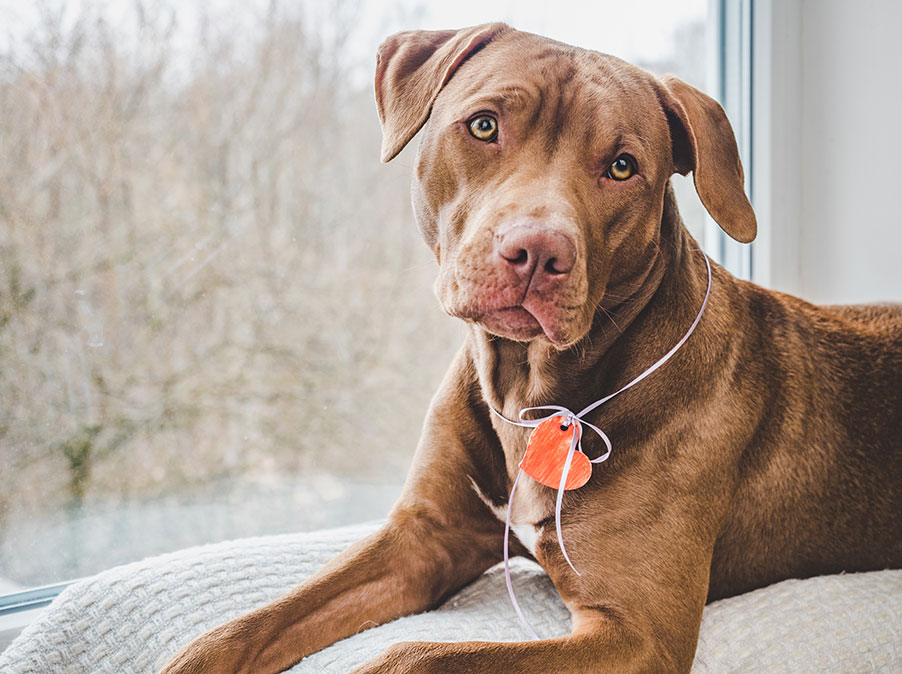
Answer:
[{"left": 1, "top": 522, "right": 899, "bottom": 673}]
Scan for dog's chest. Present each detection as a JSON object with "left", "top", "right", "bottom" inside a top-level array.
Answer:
[{"left": 470, "top": 476, "right": 549, "bottom": 557}]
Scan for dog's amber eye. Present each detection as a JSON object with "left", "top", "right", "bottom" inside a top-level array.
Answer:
[
  {"left": 468, "top": 115, "right": 498, "bottom": 142},
  {"left": 607, "top": 155, "right": 637, "bottom": 181}
]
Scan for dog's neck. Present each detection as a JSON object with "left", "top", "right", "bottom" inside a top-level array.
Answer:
[{"left": 469, "top": 183, "right": 706, "bottom": 419}]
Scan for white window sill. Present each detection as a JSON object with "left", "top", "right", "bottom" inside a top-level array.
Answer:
[
  {"left": 0, "top": 582, "right": 72, "bottom": 652},
  {"left": 0, "top": 605, "right": 47, "bottom": 652}
]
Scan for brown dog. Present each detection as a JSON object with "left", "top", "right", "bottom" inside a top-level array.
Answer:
[{"left": 160, "top": 24, "right": 901, "bottom": 673}]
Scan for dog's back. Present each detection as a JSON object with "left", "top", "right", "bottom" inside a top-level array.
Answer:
[{"left": 709, "top": 283, "right": 901, "bottom": 599}]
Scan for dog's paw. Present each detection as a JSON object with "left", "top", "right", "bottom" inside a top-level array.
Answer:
[{"left": 351, "top": 641, "right": 444, "bottom": 674}]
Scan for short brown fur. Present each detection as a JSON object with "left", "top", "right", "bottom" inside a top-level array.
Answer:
[{"left": 161, "top": 24, "right": 901, "bottom": 674}]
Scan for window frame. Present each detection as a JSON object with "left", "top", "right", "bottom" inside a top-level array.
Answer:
[
  {"left": 704, "top": 0, "right": 755, "bottom": 280},
  {"left": 710, "top": 0, "right": 805, "bottom": 291},
  {"left": 747, "top": 0, "right": 803, "bottom": 292},
  {"left": 0, "top": 582, "right": 73, "bottom": 650}
]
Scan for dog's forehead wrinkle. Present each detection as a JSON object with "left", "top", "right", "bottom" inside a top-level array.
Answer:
[
  {"left": 485, "top": 28, "right": 659, "bottom": 98},
  {"left": 445, "top": 56, "right": 661, "bottom": 168},
  {"left": 454, "top": 80, "right": 540, "bottom": 113}
]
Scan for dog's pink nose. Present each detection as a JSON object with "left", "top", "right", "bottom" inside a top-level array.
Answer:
[{"left": 495, "top": 225, "right": 576, "bottom": 285}]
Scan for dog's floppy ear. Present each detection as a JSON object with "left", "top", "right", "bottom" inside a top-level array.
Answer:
[
  {"left": 375, "top": 23, "right": 508, "bottom": 162},
  {"left": 658, "top": 75, "right": 757, "bottom": 243}
]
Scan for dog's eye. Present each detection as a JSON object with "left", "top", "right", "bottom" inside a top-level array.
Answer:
[
  {"left": 606, "top": 155, "right": 637, "bottom": 181},
  {"left": 468, "top": 115, "right": 498, "bottom": 142}
]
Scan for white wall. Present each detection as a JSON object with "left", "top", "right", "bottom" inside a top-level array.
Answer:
[{"left": 753, "top": 0, "right": 902, "bottom": 304}]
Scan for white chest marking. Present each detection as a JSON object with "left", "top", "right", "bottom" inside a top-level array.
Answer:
[
  {"left": 510, "top": 522, "right": 542, "bottom": 556},
  {"left": 469, "top": 477, "right": 544, "bottom": 557}
]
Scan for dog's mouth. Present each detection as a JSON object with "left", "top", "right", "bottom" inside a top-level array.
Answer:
[
  {"left": 478, "top": 306, "right": 543, "bottom": 339},
  {"left": 439, "top": 243, "right": 589, "bottom": 348},
  {"left": 469, "top": 302, "right": 576, "bottom": 347}
]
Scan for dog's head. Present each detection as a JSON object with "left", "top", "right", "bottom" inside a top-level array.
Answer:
[{"left": 375, "top": 24, "right": 755, "bottom": 349}]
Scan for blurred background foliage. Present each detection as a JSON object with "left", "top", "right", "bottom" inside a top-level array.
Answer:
[{"left": 0, "top": 0, "right": 465, "bottom": 584}]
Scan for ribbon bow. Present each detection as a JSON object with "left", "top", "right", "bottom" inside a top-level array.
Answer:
[{"left": 492, "top": 252, "right": 712, "bottom": 640}]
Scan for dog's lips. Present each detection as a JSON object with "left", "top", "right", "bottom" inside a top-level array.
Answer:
[
  {"left": 477, "top": 306, "right": 544, "bottom": 340},
  {"left": 446, "top": 268, "right": 582, "bottom": 346},
  {"left": 470, "top": 302, "right": 573, "bottom": 346},
  {"left": 520, "top": 298, "right": 572, "bottom": 345}
]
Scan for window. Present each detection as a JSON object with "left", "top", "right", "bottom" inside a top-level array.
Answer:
[{"left": 0, "top": 0, "right": 711, "bottom": 621}]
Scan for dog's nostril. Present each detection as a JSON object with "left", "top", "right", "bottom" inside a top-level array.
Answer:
[
  {"left": 545, "top": 258, "right": 565, "bottom": 275},
  {"left": 508, "top": 249, "right": 528, "bottom": 265}
]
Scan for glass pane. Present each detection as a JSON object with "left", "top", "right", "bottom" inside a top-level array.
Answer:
[{"left": 0, "top": 0, "right": 708, "bottom": 590}]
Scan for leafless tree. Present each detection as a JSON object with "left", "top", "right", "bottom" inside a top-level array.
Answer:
[{"left": 0, "top": 0, "right": 460, "bottom": 528}]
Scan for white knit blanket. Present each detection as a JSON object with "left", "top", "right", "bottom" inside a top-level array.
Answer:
[{"left": 2, "top": 522, "right": 899, "bottom": 673}]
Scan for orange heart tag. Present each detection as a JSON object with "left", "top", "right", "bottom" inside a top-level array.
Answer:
[{"left": 519, "top": 417, "right": 591, "bottom": 490}]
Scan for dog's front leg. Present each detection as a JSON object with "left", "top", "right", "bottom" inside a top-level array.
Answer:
[
  {"left": 159, "top": 350, "right": 509, "bottom": 674},
  {"left": 352, "top": 445, "right": 725, "bottom": 674},
  {"left": 351, "top": 610, "right": 644, "bottom": 674},
  {"left": 350, "top": 555, "right": 709, "bottom": 674},
  {"left": 159, "top": 517, "right": 496, "bottom": 674}
]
